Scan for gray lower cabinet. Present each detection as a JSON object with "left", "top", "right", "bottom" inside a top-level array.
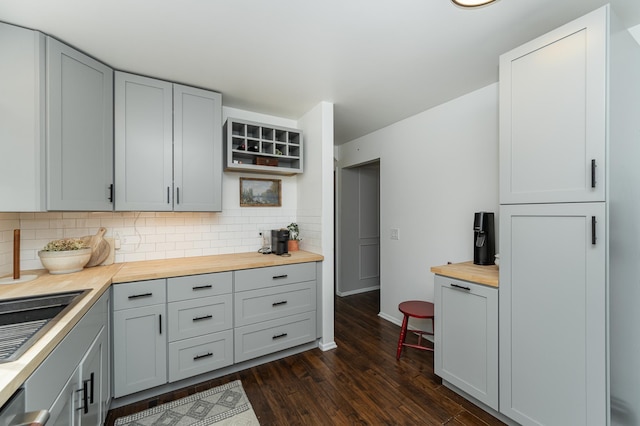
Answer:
[
  {"left": 434, "top": 275, "right": 498, "bottom": 411},
  {"left": 46, "top": 36, "right": 113, "bottom": 211},
  {"left": 234, "top": 263, "right": 317, "bottom": 363},
  {"left": 114, "top": 71, "right": 222, "bottom": 212},
  {"left": 48, "top": 328, "right": 107, "bottom": 426},
  {"left": 167, "top": 273, "right": 233, "bottom": 382},
  {"left": 25, "top": 291, "right": 110, "bottom": 426},
  {"left": 111, "top": 263, "right": 319, "bottom": 398},
  {"left": 112, "top": 279, "right": 167, "bottom": 398}
]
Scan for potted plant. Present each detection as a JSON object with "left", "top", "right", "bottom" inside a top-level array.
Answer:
[
  {"left": 38, "top": 238, "right": 92, "bottom": 274},
  {"left": 287, "top": 223, "right": 301, "bottom": 252}
]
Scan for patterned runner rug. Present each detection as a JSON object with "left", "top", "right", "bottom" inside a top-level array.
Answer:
[{"left": 114, "top": 380, "right": 260, "bottom": 426}]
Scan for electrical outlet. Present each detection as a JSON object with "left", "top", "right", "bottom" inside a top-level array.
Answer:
[{"left": 391, "top": 228, "right": 400, "bottom": 240}]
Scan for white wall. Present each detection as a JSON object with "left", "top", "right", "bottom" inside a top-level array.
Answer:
[
  {"left": 298, "top": 101, "right": 336, "bottom": 351},
  {"left": 336, "top": 83, "right": 499, "bottom": 326}
]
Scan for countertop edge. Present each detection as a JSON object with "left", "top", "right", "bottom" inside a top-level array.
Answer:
[{"left": 430, "top": 261, "right": 499, "bottom": 287}]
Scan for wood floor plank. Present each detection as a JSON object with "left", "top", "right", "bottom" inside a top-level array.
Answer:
[{"left": 106, "top": 290, "right": 506, "bottom": 425}]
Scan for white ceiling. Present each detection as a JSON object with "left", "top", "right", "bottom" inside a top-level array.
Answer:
[{"left": 1, "top": 0, "right": 639, "bottom": 145}]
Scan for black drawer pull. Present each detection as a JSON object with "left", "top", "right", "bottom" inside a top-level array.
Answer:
[
  {"left": 272, "top": 300, "right": 288, "bottom": 307},
  {"left": 273, "top": 333, "right": 288, "bottom": 340},
  {"left": 192, "top": 284, "right": 213, "bottom": 290},
  {"left": 159, "top": 314, "right": 162, "bottom": 334},
  {"left": 450, "top": 283, "right": 471, "bottom": 291},
  {"left": 193, "top": 314, "right": 213, "bottom": 322},
  {"left": 193, "top": 352, "right": 213, "bottom": 361},
  {"left": 272, "top": 274, "right": 288, "bottom": 279},
  {"left": 591, "top": 159, "right": 596, "bottom": 188},
  {"left": 592, "top": 216, "right": 597, "bottom": 245},
  {"left": 128, "top": 292, "right": 152, "bottom": 299}
]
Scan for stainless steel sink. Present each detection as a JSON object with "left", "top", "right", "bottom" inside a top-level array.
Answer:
[{"left": 0, "top": 290, "right": 89, "bottom": 363}]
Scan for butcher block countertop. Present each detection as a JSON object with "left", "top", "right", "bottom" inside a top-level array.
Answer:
[
  {"left": 430, "top": 261, "right": 499, "bottom": 287},
  {"left": 0, "top": 250, "right": 323, "bottom": 407}
]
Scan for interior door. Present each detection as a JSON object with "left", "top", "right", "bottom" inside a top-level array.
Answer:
[{"left": 339, "top": 163, "right": 380, "bottom": 295}]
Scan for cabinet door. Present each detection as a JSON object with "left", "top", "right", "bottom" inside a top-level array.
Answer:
[
  {"left": 173, "top": 84, "right": 222, "bottom": 212},
  {"left": 115, "top": 72, "right": 173, "bottom": 211},
  {"left": 499, "top": 7, "right": 606, "bottom": 204},
  {"left": 434, "top": 276, "right": 498, "bottom": 410},
  {"left": 47, "top": 37, "right": 114, "bottom": 211},
  {"left": 0, "top": 23, "right": 46, "bottom": 212},
  {"left": 47, "top": 364, "right": 81, "bottom": 426},
  {"left": 79, "top": 328, "right": 104, "bottom": 426},
  {"left": 499, "top": 203, "right": 606, "bottom": 425},
  {"left": 113, "top": 304, "right": 167, "bottom": 397}
]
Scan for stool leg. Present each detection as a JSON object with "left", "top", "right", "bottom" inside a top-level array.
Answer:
[{"left": 396, "top": 314, "right": 409, "bottom": 360}]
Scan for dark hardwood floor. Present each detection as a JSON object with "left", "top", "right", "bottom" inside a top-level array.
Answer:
[{"left": 105, "top": 290, "right": 505, "bottom": 425}]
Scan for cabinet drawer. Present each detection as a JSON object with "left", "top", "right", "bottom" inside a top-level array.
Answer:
[
  {"left": 168, "top": 294, "right": 233, "bottom": 342},
  {"left": 234, "top": 311, "right": 316, "bottom": 363},
  {"left": 168, "top": 272, "right": 232, "bottom": 302},
  {"left": 168, "top": 330, "right": 233, "bottom": 382},
  {"left": 234, "top": 262, "right": 316, "bottom": 292},
  {"left": 113, "top": 279, "right": 166, "bottom": 310},
  {"left": 235, "top": 281, "right": 316, "bottom": 327}
]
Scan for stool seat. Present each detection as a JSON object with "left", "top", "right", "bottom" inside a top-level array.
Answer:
[
  {"left": 396, "top": 300, "right": 435, "bottom": 360},
  {"left": 399, "top": 300, "right": 435, "bottom": 319}
]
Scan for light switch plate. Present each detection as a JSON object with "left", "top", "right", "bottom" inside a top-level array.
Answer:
[{"left": 391, "top": 228, "right": 400, "bottom": 240}]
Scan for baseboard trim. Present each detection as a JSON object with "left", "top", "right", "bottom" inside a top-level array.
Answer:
[{"left": 336, "top": 285, "right": 380, "bottom": 297}]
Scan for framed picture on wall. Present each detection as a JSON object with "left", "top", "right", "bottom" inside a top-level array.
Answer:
[{"left": 240, "top": 177, "right": 282, "bottom": 207}]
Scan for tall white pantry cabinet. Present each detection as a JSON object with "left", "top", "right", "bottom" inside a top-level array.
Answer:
[{"left": 499, "top": 5, "right": 640, "bottom": 426}]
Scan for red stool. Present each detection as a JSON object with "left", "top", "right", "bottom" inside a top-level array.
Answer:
[{"left": 396, "top": 300, "right": 435, "bottom": 360}]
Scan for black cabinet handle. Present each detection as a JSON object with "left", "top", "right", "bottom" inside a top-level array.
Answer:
[
  {"left": 177, "top": 187, "right": 180, "bottom": 204},
  {"left": 592, "top": 216, "right": 597, "bottom": 245},
  {"left": 89, "top": 372, "right": 94, "bottom": 404},
  {"left": 128, "top": 293, "right": 152, "bottom": 299},
  {"left": 167, "top": 186, "right": 170, "bottom": 204},
  {"left": 591, "top": 159, "right": 596, "bottom": 188},
  {"left": 450, "top": 283, "right": 471, "bottom": 291},
  {"left": 194, "top": 352, "right": 213, "bottom": 361},
  {"left": 272, "top": 274, "right": 288, "bottom": 280},
  {"left": 272, "top": 300, "right": 288, "bottom": 307},
  {"left": 193, "top": 314, "right": 213, "bottom": 322},
  {"left": 108, "top": 184, "right": 114, "bottom": 203},
  {"left": 77, "top": 380, "right": 89, "bottom": 414},
  {"left": 192, "top": 285, "right": 213, "bottom": 291},
  {"left": 159, "top": 314, "right": 162, "bottom": 334},
  {"left": 273, "top": 333, "right": 288, "bottom": 340}
]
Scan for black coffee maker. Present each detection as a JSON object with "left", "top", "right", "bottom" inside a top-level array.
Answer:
[
  {"left": 473, "top": 212, "right": 495, "bottom": 265},
  {"left": 271, "top": 229, "right": 289, "bottom": 255}
]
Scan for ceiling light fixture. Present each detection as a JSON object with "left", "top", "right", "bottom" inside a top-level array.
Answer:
[{"left": 451, "top": 0, "right": 497, "bottom": 7}]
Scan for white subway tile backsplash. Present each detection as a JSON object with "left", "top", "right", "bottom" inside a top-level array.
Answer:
[{"left": 1, "top": 209, "right": 299, "bottom": 276}]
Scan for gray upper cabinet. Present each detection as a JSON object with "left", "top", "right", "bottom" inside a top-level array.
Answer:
[
  {"left": 47, "top": 37, "right": 114, "bottom": 211},
  {"left": 0, "top": 23, "right": 46, "bottom": 212},
  {"left": 174, "top": 84, "right": 222, "bottom": 211},
  {"left": 115, "top": 72, "right": 173, "bottom": 211},
  {"left": 0, "top": 23, "right": 113, "bottom": 212},
  {"left": 499, "top": 8, "right": 606, "bottom": 205},
  {"left": 115, "top": 72, "right": 222, "bottom": 212}
]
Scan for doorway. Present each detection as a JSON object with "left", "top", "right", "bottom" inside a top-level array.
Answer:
[{"left": 337, "top": 160, "right": 380, "bottom": 296}]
